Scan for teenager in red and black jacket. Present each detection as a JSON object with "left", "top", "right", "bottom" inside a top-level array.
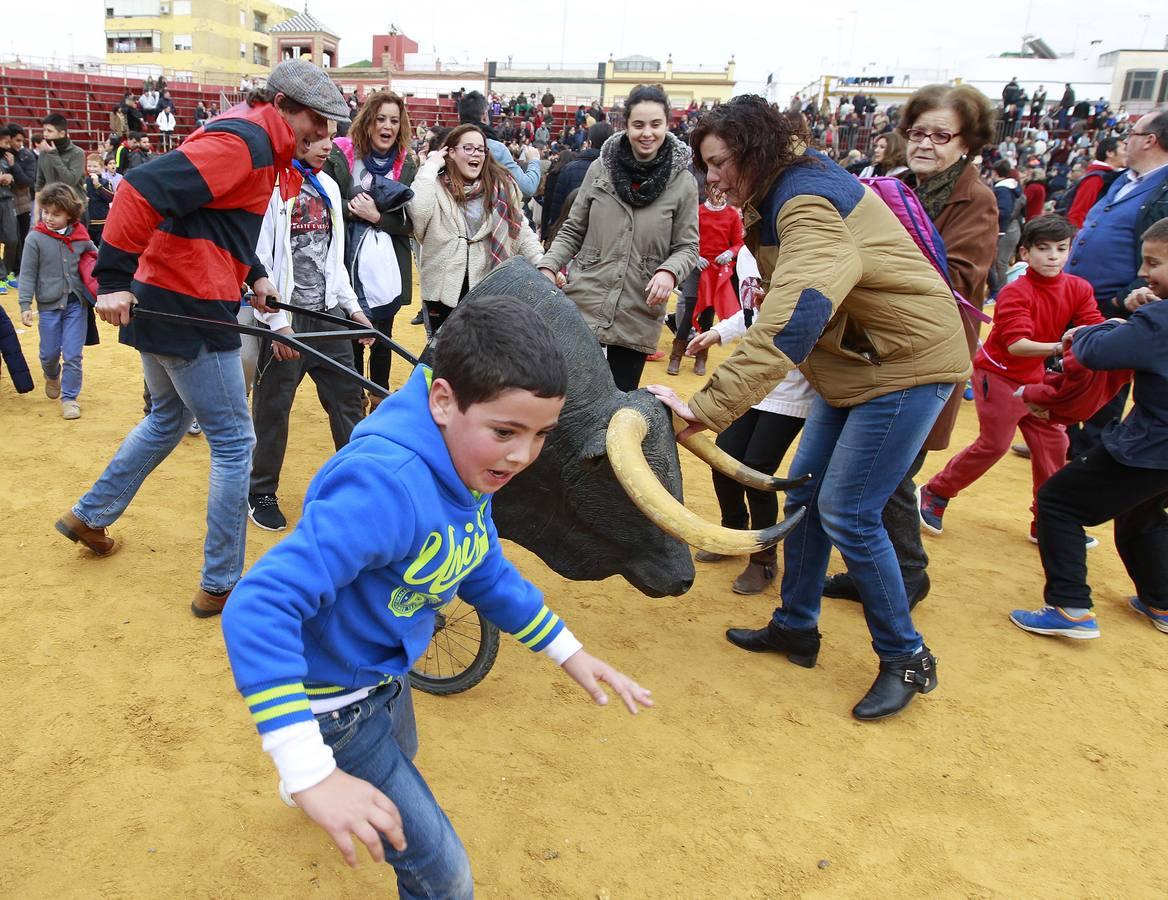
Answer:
[{"left": 55, "top": 59, "right": 353, "bottom": 620}]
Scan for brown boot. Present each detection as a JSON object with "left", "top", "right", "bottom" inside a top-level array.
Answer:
[
  {"left": 55, "top": 510, "right": 117, "bottom": 556},
  {"left": 368, "top": 392, "right": 384, "bottom": 412},
  {"left": 693, "top": 348, "right": 708, "bottom": 376},
  {"left": 732, "top": 552, "right": 777, "bottom": 595},
  {"left": 191, "top": 586, "right": 233, "bottom": 618},
  {"left": 666, "top": 337, "right": 688, "bottom": 376}
]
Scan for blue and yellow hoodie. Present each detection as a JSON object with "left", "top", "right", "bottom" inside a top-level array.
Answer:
[{"left": 222, "top": 365, "right": 577, "bottom": 791}]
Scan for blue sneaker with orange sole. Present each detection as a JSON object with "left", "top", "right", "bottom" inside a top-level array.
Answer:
[
  {"left": 1129, "top": 597, "right": 1168, "bottom": 634},
  {"left": 1009, "top": 606, "right": 1100, "bottom": 640}
]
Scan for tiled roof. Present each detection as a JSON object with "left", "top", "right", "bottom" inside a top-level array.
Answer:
[{"left": 270, "top": 11, "right": 339, "bottom": 38}]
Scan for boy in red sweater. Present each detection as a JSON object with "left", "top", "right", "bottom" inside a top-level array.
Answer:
[{"left": 919, "top": 215, "right": 1104, "bottom": 538}]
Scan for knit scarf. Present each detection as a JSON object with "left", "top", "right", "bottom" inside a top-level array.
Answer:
[
  {"left": 611, "top": 134, "right": 673, "bottom": 208},
  {"left": 363, "top": 147, "right": 404, "bottom": 180},
  {"left": 455, "top": 176, "right": 523, "bottom": 269},
  {"left": 912, "top": 158, "right": 967, "bottom": 221}
]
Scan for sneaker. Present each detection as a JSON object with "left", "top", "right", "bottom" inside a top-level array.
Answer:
[
  {"left": 646, "top": 349, "right": 666, "bottom": 362},
  {"left": 248, "top": 493, "right": 287, "bottom": 531},
  {"left": 1009, "top": 606, "right": 1100, "bottom": 640},
  {"left": 963, "top": 381, "right": 974, "bottom": 401},
  {"left": 1028, "top": 522, "right": 1098, "bottom": 549},
  {"left": 187, "top": 419, "right": 202, "bottom": 436},
  {"left": 0, "top": 282, "right": 7, "bottom": 294},
  {"left": 918, "top": 485, "right": 948, "bottom": 535},
  {"left": 1129, "top": 597, "right": 1168, "bottom": 634},
  {"left": 61, "top": 399, "right": 81, "bottom": 420},
  {"left": 45, "top": 376, "right": 61, "bottom": 399},
  {"left": 1010, "top": 442, "right": 1031, "bottom": 459},
  {"left": 5, "top": 274, "right": 15, "bottom": 288},
  {"left": 410, "top": 309, "right": 424, "bottom": 325}
]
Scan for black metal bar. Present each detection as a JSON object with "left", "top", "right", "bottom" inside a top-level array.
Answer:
[
  {"left": 288, "top": 329, "right": 378, "bottom": 343},
  {"left": 130, "top": 307, "right": 391, "bottom": 398},
  {"left": 260, "top": 298, "right": 421, "bottom": 367}
]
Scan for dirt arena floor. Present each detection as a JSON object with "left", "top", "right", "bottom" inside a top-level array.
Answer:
[{"left": 2, "top": 288, "right": 1167, "bottom": 900}]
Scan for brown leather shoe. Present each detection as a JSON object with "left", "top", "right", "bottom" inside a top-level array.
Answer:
[
  {"left": 55, "top": 510, "right": 117, "bottom": 556},
  {"left": 732, "top": 561, "right": 777, "bottom": 595},
  {"left": 191, "top": 587, "right": 233, "bottom": 618}
]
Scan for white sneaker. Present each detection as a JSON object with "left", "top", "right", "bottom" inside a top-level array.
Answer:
[
  {"left": 188, "top": 419, "right": 202, "bottom": 436},
  {"left": 61, "top": 400, "right": 81, "bottom": 420}
]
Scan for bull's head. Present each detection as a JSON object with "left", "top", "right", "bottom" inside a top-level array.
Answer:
[{"left": 449, "top": 259, "right": 807, "bottom": 598}]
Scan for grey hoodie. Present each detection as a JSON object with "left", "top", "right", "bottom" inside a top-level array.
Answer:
[{"left": 17, "top": 225, "right": 95, "bottom": 312}]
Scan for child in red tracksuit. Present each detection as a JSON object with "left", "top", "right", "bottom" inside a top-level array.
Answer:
[{"left": 920, "top": 215, "right": 1104, "bottom": 539}]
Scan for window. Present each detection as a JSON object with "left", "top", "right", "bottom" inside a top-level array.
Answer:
[
  {"left": 173, "top": 33, "right": 191, "bottom": 51},
  {"left": 106, "top": 30, "right": 160, "bottom": 52},
  {"left": 173, "top": 0, "right": 190, "bottom": 13},
  {"left": 1158, "top": 71, "right": 1168, "bottom": 104},
  {"left": 253, "top": 44, "right": 269, "bottom": 66},
  {"left": 253, "top": 12, "right": 268, "bottom": 33},
  {"left": 239, "top": 10, "right": 246, "bottom": 26},
  {"left": 1122, "top": 69, "right": 1157, "bottom": 102}
]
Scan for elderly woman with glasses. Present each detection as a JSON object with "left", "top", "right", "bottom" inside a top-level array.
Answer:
[
  {"left": 409, "top": 123, "right": 544, "bottom": 333},
  {"left": 820, "top": 83, "right": 1000, "bottom": 612}
]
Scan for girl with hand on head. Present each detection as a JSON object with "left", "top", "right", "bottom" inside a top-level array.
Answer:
[{"left": 408, "top": 124, "right": 543, "bottom": 335}]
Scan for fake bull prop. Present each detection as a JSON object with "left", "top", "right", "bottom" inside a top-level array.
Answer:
[{"left": 133, "top": 258, "right": 806, "bottom": 598}]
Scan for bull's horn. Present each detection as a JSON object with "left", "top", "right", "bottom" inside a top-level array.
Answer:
[
  {"left": 608, "top": 408, "right": 805, "bottom": 555},
  {"left": 673, "top": 413, "right": 812, "bottom": 492}
]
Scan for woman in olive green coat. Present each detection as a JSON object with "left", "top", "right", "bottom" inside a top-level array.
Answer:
[{"left": 540, "top": 85, "right": 699, "bottom": 391}]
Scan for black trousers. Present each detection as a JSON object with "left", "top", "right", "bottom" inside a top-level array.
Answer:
[
  {"left": 352, "top": 302, "right": 401, "bottom": 391},
  {"left": 1067, "top": 383, "right": 1130, "bottom": 459},
  {"left": 605, "top": 344, "right": 647, "bottom": 392},
  {"left": 250, "top": 313, "right": 364, "bottom": 496},
  {"left": 712, "top": 408, "right": 805, "bottom": 561},
  {"left": 883, "top": 448, "right": 930, "bottom": 572},
  {"left": 1037, "top": 444, "right": 1168, "bottom": 609}
]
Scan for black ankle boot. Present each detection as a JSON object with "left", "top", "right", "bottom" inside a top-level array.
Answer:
[
  {"left": 852, "top": 647, "right": 937, "bottom": 721},
  {"left": 725, "top": 622, "right": 820, "bottom": 668}
]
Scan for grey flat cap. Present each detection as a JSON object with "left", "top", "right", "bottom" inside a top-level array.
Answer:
[{"left": 267, "top": 59, "right": 350, "bottom": 123}]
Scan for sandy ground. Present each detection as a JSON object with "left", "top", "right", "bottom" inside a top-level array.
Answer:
[{"left": 2, "top": 288, "right": 1167, "bottom": 900}]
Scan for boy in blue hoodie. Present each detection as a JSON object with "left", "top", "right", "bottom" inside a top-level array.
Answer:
[{"left": 221, "top": 295, "right": 652, "bottom": 897}]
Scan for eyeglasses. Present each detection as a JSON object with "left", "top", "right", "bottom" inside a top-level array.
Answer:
[
  {"left": 906, "top": 128, "right": 961, "bottom": 145},
  {"left": 458, "top": 144, "right": 486, "bottom": 156},
  {"left": 1126, "top": 131, "right": 1153, "bottom": 139}
]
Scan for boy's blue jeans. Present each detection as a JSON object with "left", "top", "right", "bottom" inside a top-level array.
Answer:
[
  {"left": 73, "top": 346, "right": 254, "bottom": 593},
  {"left": 773, "top": 383, "right": 954, "bottom": 659},
  {"left": 319, "top": 679, "right": 474, "bottom": 900},
  {"left": 38, "top": 296, "right": 86, "bottom": 401}
]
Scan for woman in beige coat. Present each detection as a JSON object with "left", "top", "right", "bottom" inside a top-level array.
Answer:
[
  {"left": 410, "top": 124, "right": 543, "bottom": 333},
  {"left": 540, "top": 84, "right": 699, "bottom": 391}
]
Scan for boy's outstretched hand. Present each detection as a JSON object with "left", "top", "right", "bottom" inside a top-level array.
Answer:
[
  {"left": 561, "top": 650, "right": 653, "bottom": 714},
  {"left": 293, "top": 768, "right": 406, "bottom": 867}
]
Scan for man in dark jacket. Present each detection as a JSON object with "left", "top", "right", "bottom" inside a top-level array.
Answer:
[
  {"left": 55, "top": 58, "right": 352, "bottom": 619},
  {"left": 35, "top": 113, "right": 85, "bottom": 196},
  {"left": 541, "top": 122, "right": 612, "bottom": 243}
]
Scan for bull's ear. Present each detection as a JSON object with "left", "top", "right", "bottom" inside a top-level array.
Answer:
[{"left": 581, "top": 432, "right": 608, "bottom": 462}]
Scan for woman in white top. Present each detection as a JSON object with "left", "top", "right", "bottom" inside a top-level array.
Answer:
[
  {"left": 409, "top": 123, "right": 543, "bottom": 333},
  {"left": 684, "top": 247, "right": 816, "bottom": 595}
]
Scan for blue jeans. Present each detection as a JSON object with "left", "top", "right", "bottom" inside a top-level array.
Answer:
[
  {"left": 320, "top": 680, "right": 473, "bottom": 900},
  {"left": 73, "top": 346, "right": 254, "bottom": 593},
  {"left": 773, "top": 383, "right": 954, "bottom": 659},
  {"left": 39, "top": 296, "right": 86, "bottom": 400}
]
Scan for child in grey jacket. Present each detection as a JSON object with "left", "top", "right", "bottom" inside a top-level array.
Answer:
[{"left": 18, "top": 183, "right": 97, "bottom": 419}]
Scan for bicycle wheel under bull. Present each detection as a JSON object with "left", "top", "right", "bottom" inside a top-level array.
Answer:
[{"left": 410, "top": 599, "right": 501, "bottom": 695}]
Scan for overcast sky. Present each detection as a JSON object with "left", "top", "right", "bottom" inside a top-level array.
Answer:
[{"left": 8, "top": 1, "right": 1168, "bottom": 94}]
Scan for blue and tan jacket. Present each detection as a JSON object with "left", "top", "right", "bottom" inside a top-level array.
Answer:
[
  {"left": 222, "top": 365, "right": 569, "bottom": 739},
  {"left": 94, "top": 101, "right": 300, "bottom": 359},
  {"left": 690, "top": 147, "right": 972, "bottom": 431}
]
